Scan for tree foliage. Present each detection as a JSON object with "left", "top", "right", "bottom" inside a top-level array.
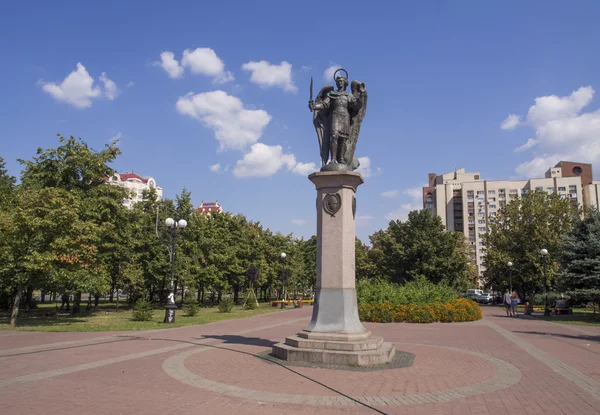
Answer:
[
  {"left": 558, "top": 208, "right": 600, "bottom": 306},
  {"left": 367, "top": 210, "right": 472, "bottom": 289},
  {"left": 483, "top": 191, "right": 578, "bottom": 296}
]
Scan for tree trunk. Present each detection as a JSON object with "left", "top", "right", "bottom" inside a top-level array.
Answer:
[
  {"left": 94, "top": 294, "right": 100, "bottom": 308},
  {"left": 217, "top": 290, "right": 222, "bottom": 302},
  {"left": 180, "top": 283, "right": 185, "bottom": 307},
  {"left": 109, "top": 282, "right": 115, "bottom": 302},
  {"left": 72, "top": 292, "right": 81, "bottom": 314},
  {"left": 10, "top": 286, "right": 24, "bottom": 327},
  {"left": 201, "top": 287, "right": 205, "bottom": 304},
  {"left": 25, "top": 286, "right": 34, "bottom": 311},
  {"left": 41, "top": 290, "right": 46, "bottom": 303},
  {"left": 233, "top": 284, "right": 239, "bottom": 304}
]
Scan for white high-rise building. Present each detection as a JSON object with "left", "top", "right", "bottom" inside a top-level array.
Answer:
[
  {"left": 423, "top": 161, "right": 595, "bottom": 286},
  {"left": 107, "top": 172, "right": 163, "bottom": 209}
]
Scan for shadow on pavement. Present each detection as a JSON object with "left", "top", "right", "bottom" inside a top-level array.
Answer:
[
  {"left": 513, "top": 330, "right": 600, "bottom": 343},
  {"left": 193, "top": 334, "right": 277, "bottom": 348}
]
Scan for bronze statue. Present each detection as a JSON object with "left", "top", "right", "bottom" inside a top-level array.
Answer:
[{"left": 309, "top": 68, "right": 368, "bottom": 172}]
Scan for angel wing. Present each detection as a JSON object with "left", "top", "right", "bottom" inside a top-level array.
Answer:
[
  {"left": 313, "top": 85, "right": 334, "bottom": 167},
  {"left": 347, "top": 80, "right": 368, "bottom": 170}
]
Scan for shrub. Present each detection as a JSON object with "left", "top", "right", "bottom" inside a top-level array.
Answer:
[
  {"left": 218, "top": 297, "right": 234, "bottom": 313},
  {"left": 131, "top": 299, "right": 155, "bottom": 321},
  {"left": 182, "top": 293, "right": 200, "bottom": 316},
  {"left": 183, "top": 301, "right": 200, "bottom": 316},
  {"left": 243, "top": 291, "right": 258, "bottom": 310},
  {"left": 359, "top": 298, "right": 482, "bottom": 323},
  {"left": 357, "top": 276, "right": 458, "bottom": 306}
]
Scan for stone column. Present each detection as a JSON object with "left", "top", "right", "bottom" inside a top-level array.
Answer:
[
  {"left": 304, "top": 171, "right": 367, "bottom": 335},
  {"left": 272, "top": 171, "right": 395, "bottom": 366}
]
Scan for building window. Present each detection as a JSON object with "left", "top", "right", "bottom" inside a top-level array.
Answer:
[
  {"left": 488, "top": 197, "right": 496, "bottom": 202},
  {"left": 478, "top": 227, "right": 486, "bottom": 232},
  {"left": 535, "top": 187, "right": 543, "bottom": 191},
  {"left": 468, "top": 219, "right": 474, "bottom": 224},
  {"left": 572, "top": 166, "right": 583, "bottom": 175},
  {"left": 477, "top": 191, "right": 484, "bottom": 195},
  {"left": 488, "top": 190, "right": 495, "bottom": 195},
  {"left": 509, "top": 189, "right": 518, "bottom": 194},
  {"left": 546, "top": 187, "right": 553, "bottom": 192},
  {"left": 489, "top": 212, "right": 496, "bottom": 217},
  {"left": 569, "top": 185, "right": 577, "bottom": 191},
  {"left": 560, "top": 194, "right": 567, "bottom": 199},
  {"left": 489, "top": 205, "right": 496, "bottom": 209},
  {"left": 474, "top": 175, "right": 480, "bottom": 180},
  {"left": 478, "top": 220, "right": 485, "bottom": 224}
]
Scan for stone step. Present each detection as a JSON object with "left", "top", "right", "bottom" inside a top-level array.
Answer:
[
  {"left": 272, "top": 341, "right": 396, "bottom": 366},
  {"left": 284, "top": 334, "right": 384, "bottom": 351}
]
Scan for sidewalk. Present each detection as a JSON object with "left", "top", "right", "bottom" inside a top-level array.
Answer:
[{"left": 1, "top": 306, "right": 599, "bottom": 414}]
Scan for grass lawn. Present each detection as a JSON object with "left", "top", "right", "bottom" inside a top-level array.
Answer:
[
  {"left": 0, "top": 300, "right": 283, "bottom": 332},
  {"left": 534, "top": 308, "right": 600, "bottom": 327}
]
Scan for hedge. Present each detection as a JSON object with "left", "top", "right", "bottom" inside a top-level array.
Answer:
[{"left": 359, "top": 298, "right": 482, "bottom": 323}]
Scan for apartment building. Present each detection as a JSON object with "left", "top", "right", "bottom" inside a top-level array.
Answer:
[
  {"left": 423, "top": 161, "right": 593, "bottom": 286},
  {"left": 196, "top": 201, "right": 223, "bottom": 215},
  {"left": 107, "top": 172, "right": 163, "bottom": 209}
]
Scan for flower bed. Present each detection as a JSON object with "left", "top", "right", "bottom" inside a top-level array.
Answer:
[{"left": 359, "top": 298, "right": 482, "bottom": 323}]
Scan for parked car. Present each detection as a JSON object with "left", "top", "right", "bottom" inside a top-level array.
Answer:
[{"left": 477, "top": 292, "right": 494, "bottom": 304}]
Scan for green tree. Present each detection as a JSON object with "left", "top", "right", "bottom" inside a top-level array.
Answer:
[
  {"left": 0, "top": 157, "right": 16, "bottom": 209},
  {"left": 483, "top": 191, "right": 578, "bottom": 296},
  {"left": 558, "top": 208, "right": 600, "bottom": 309},
  {"left": 2, "top": 188, "right": 90, "bottom": 325},
  {"left": 369, "top": 210, "right": 471, "bottom": 289}
]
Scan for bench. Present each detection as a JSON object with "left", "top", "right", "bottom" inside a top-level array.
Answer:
[{"left": 269, "top": 299, "right": 315, "bottom": 307}]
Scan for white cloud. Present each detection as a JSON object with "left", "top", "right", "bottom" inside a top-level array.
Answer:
[
  {"left": 323, "top": 63, "right": 341, "bottom": 82},
  {"left": 127, "top": 81, "right": 135, "bottom": 88},
  {"left": 176, "top": 90, "right": 271, "bottom": 151},
  {"left": 156, "top": 51, "right": 183, "bottom": 79},
  {"left": 109, "top": 132, "right": 122, "bottom": 144},
  {"left": 356, "top": 157, "right": 372, "bottom": 178},
  {"left": 301, "top": 65, "right": 312, "bottom": 72},
  {"left": 514, "top": 138, "right": 538, "bottom": 153},
  {"left": 210, "top": 163, "right": 222, "bottom": 173},
  {"left": 385, "top": 185, "right": 427, "bottom": 221},
  {"left": 356, "top": 215, "right": 374, "bottom": 227},
  {"left": 291, "top": 218, "right": 306, "bottom": 226},
  {"left": 99, "top": 72, "right": 120, "bottom": 100},
  {"left": 41, "top": 63, "right": 102, "bottom": 108},
  {"left": 233, "top": 143, "right": 296, "bottom": 178},
  {"left": 385, "top": 204, "right": 418, "bottom": 221},
  {"left": 291, "top": 162, "right": 317, "bottom": 176},
  {"left": 181, "top": 47, "right": 234, "bottom": 84},
  {"left": 500, "top": 114, "right": 521, "bottom": 130},
  {"left": 507, "top": 86, "right": 600, "bottom": 177},
  {"left": 381, "top": 190, "right": 399, "bottom": 198},
  {"left": 242, "top": 60, "right": 297, "bottom": 93},
  {"left": 403, "top": 187, "right": 423, "bottom": 201}
]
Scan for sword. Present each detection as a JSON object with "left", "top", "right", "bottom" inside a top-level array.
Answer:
[{"left": 309, "top": 76, "right": 313, "bottom": 112}]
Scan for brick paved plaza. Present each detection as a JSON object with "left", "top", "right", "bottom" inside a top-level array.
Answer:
[{"left": 1, "top": 306, "right": 599, "bottom": 415}]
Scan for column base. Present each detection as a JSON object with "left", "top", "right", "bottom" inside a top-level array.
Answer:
[
  {"left": 164, "top": 304, "right": 177, "bottom": 324},
  {"left": 272, "top": 332, "right": 395, "bottom": 366}
]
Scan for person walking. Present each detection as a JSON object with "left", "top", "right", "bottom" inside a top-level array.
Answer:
[
  {"left": 504, "top": 290, "right": 513, "bottom": 317},
  {"left": 511, "top": 292, "right": 520, "bottom": 317}
]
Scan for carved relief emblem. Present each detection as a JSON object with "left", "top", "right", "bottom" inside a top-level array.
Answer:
[
  {"left": 352, "top": 196, "right": 356, "bottom": 219},
  {"left": 323, "top": 193, "right": 341, "bottom": 216}
]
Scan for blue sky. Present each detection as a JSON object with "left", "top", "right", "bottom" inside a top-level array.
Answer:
[{"left": 2, "top": 0, "right": 600, "bottom": 242}]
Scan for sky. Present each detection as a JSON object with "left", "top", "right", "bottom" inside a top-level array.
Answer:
[{"left": 2, "top": 0, "right": 600, "bottom": 243}]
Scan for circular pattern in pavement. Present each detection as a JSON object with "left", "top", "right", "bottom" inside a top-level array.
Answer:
[{"left": 162, "top": 342, "right": 522, "bottom": 406}]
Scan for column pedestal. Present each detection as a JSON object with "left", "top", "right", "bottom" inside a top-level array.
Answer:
[{"left": 272, "top": 171, "right": 395, "bottom": 366}]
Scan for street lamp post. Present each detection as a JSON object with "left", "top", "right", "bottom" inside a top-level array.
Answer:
[
  {"left": 164, "top": 217, "right": 187, "bottom": 323},
  {"left": 507, "top": 261, "right": 513, "bottom": 294},
  {"left": 541, "top": 248, "right": 550, "bottom": 316},
  {"left": 280, "top": 252, "right": 287, "bottom": 309}
]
